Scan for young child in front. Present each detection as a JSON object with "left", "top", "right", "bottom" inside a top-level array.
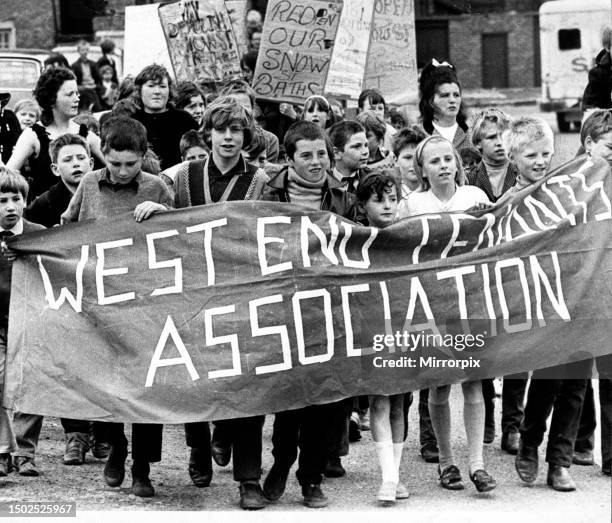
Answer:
[
  {"left": 397, "top": 136, "right": 495, "bottom": 493},
  {"left": 61, "top": 116, "right": 173, "bottom": 498},
  {"left": 0, "top": 169, "right": 45, "bottom": 477},
  {"left": 355, "top": 170, "right": 409, "bottom": 504}
]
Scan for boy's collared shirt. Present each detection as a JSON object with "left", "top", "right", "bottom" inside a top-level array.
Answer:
[
  {"left": 331, "top": 167, "right": 360, "bottom": 193},
  {"left": 0, "top": 218, "right": 23, "bottom": 236},
  {"left": 61, "top": 167, "right": 173, "bottom": 223},
  {"left": 98, "top": 168, "right": 141, "bottom": 192}
]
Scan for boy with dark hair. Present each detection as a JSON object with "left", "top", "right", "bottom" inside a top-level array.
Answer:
[
  {"left": 0, "top": 170, "right": 45, "bottom": 477},
  {"left": 261, "top": 121, "right": 355, "bottom": 508},
  {"left": 26, "top": 134, "right": 92, "bottom": 228},
  {"left": 572, "top": 108, "right": 612, "bottom": 476},
  {"left": 179, "top": 130, "right": 209, "bottom": 163},
  {"left": 393, "top": 125, "right": 427, "bottom": 198},
  {"left": 327, "top": 120, "right": 369, "bottom": 193},
  {"left": 173, "top": 96, "right": 268, "bottom": 509},
  {"left": 62, "top": 116, "right": 172, "bottom": 498}
]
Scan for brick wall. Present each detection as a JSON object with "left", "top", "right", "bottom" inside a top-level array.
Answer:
[
  {"left": 449, "top": 12, "right": 537, "bottom": 88},
  {"left": 1, "top": 0, "right": 55, "bottom": 49}
]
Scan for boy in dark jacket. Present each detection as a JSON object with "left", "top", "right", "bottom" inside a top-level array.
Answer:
[{"left": 582, "top": 27, "right": 612, "bottom": 111}]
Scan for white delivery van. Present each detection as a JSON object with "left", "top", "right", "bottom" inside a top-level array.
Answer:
[{"left": 539, "top": 0, "right": 612, "bottom": 131}]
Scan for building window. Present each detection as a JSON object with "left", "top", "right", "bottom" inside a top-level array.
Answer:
[
  {"left": 558, "top": 29, "right": 581, "bottom": 50},
  {"left": 0, "top": 22, "right": 16, "bottom": 49},
  {"left": 57, "top": 0, "right": 106, "bottom": 41}
]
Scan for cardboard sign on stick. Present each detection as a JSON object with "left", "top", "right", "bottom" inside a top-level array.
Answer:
[
  {"left": 364, "top": 0, "right": 418, "bottom": 104},
  {"left": 252, "top": 0, "right": 343, "bottom": 104},
  {"left": 158, "top": 0, "right": 242, "bottom": 83},
  {"left": 325, "top": 0, "right": 374, "bottom": 99}
]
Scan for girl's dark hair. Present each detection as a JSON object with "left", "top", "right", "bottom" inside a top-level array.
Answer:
[
  {"left": 34, "top": 67, "right": 77, "bottom": 126},
  {"left": 302, "top": 95, "right": 334, "bottom": 128},
  {"left": 134, "top": 64, "right": 173, "bottom": 106},
  {"left": 355, "top": 169, "right": 399, "bottom": 205},
  {"left": 175, "top": 81, "right": 204, "bottom": 111},
  {"left": 358, "top": 89, "right": 386, "bottom": 112},
  {"left": 418, "top": 60, "right": 468, "bottom": 134}
]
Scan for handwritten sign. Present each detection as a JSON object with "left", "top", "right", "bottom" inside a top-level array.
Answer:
[
  {"left": 252, "top": 0, "right": 343, "bottom": 104},
  {"left": 325, "top": 0, "right": 374, "bottom": 99},
  {"left": 158, "top": 0, "right": 242, "bottom": 83},
  {"left": 364, "top": 0, "right": 418, "bottom": 103},
  {"left": 225, "top": 0, "right": 248, "bottom": 58}
]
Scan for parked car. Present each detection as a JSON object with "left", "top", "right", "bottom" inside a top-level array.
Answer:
[{"left": 0, "top": 49, "right": 46, "bottom": 109}]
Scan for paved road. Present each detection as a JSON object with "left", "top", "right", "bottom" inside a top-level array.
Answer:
[{"left": 2, "top": 382, "right": 609, "bottom": 522}]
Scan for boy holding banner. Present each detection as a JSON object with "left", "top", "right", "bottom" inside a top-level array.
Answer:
[
  {"left": 260, "top": 120, "right": 356, "bottom": 508},
  {"left": 0, "top": 170, "right": 45, "bottom": 477},
  {"left": 61, "top": 116, "right": 173, "bottom": 498},
  {"left": 503, "top": 117, "right": 591, "bottom": 491},
  {"left": 172, "top": 95, "right": 269, "bottom": 509}
]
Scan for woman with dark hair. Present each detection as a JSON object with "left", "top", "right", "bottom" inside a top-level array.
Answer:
[
  {"left": 174, "top": 81, "right": 205, "bottom": 128},
  {"left": 418, "top": 60, "right": 470, "bottom": 152},
  {"left": 7, "top": 67, "right": 103, "bottom": 199},
  {"left": 131, "top": 64, "right": 198, "bottom": 169}
]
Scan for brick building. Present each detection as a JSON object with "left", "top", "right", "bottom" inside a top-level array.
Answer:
[
  {"left": 2, "top": 0, "right": 549, "bottom": 89},
  {"left": 415, "top": 0, "right": 548, "bottom": 88}
]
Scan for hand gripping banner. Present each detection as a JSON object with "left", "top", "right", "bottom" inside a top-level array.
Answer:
[{"left": 4, "top": 156, "right": 612, "bottom": 423}]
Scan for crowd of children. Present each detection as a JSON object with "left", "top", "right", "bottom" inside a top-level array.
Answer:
[{"left": 0, "top": 52, "right": 609, "bottom": 511}]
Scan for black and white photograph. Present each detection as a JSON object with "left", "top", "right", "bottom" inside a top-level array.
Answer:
[{"left": 0, "top": 1, "right": 610, "bottom": 522}]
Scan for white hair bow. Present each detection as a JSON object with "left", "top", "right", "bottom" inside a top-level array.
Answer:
[{"left": 432, "top": 58, "right": 453, "bottom": 68}]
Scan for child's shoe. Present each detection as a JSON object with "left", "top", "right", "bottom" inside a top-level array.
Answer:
[{"left": 377, "top": 481, "right": 397, "bottom": 505}]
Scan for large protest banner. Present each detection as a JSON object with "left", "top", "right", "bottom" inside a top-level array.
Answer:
[
  {"left": 4, "top": 157, "right": 612, "bottom": 423},
  {"left": 158, "top": 0, "right": 242, "bottom": 83},
  {"left": 364, "top": 0, "right": 418, "bottom": 103},
  {"left": 251, "top": 0, "right": 344, "bottom": 103}
]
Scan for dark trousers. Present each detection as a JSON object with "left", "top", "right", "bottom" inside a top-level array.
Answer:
[
  {"left": 185, "top": 421, "right": 211, "bottom": 449},
  {"left": 482, "top": 378, "right": 496, "bottom": 430},
  {"left": 271, "top": 403, "right": 339, "bottom": 486},
  {"left": 416, "top": 389, "right": 437, "bottom": 449},
  {"left": 213, "top": 416, "right": 265, "bottom": 482},
  {"left": 575, "top": 354, "right": 612, "bottom": 464},
  {"left": 103, "top": 423, "right": 163, "bottom": 463},
  {"left": 327, "top": 398, "right": 352, "bottom": 459},
  {"left": 520, "top": 362, "right": 590, "bottom": 467},
  {"left": 502, "top": 373, "right": 529, "bottom": 434}
]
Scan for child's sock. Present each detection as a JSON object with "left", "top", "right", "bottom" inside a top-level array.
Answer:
[
  {"left": 374, "top": 440, "right": 398, "bottom": 484},
  {"left": 393, "top": 442, "right": 404, "bottom": 474}
]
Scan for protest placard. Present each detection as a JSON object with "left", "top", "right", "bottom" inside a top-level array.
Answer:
[
  {"left": 225, "top": 0, "right": 248, "bottom": 57},
  {"left": 251, "top": 0, "right": 343, "bottom": 104},
  {"left": 5, "top": 157, "right": 612, "bottom": 423},
  {"left": 364, "top": 0, "right": 418, "bottom": 103},
  {"left": 325, "top": 0, "right": 374, "bottom": 99},
  {"left": 158, "top": 0, "right": 242, "bottom": 83}
]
